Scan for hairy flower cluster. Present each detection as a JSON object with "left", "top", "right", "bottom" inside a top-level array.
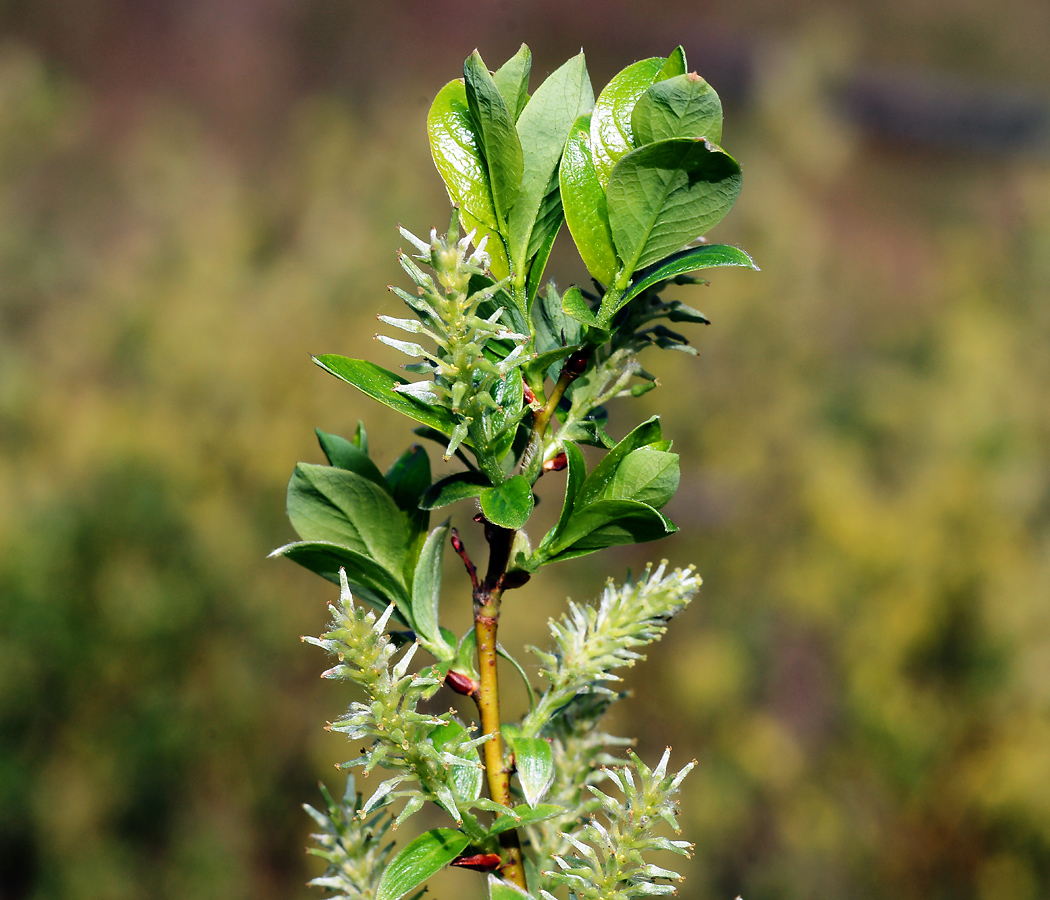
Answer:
[
  {"left": 304, "top": 571, "right": 486, "bottom": 826},
  {"left": 304, "top": 777, "right": 402, "bottom": 900},
  {"left": 523, "top": 562, "right": 700, "bottom": 734},
  {"left": 542, "top": 750, "right": 695, "bottom": 900},
  {"left": 381, "top": 213, "right": 531, "bottom": 461}
]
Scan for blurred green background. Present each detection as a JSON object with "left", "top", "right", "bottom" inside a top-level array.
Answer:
[{"left": 1, "top": 1, "right": 1049, "bottom": 898}]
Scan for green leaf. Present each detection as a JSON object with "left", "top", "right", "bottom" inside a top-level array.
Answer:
[
  {"left": 512, "top": 737, "right": 554, "bottom": 808},
  {"left": 385, "top": 444, "right": 431, "bottom": 515},
  {"left": 561, "top": 284, "right": 598, "bottom": 326},
  {"left": 419, "top": 471, "right": 490, "bottom": 510},
  {"left": 605, "top": 137, "right": 743, "bottom": 280},
  {"left": 658, "top": 45, "right": 687, "bottom": 80},
  {"left": 577, "top": 416, "right": 663, "bottom": 508},
  {"left": 506, "top": 51, "right": 593, "bottom": 279},
  {"left": 617, "top": 243, "right": 758, "bottom": 311},
  {"left": 412, "top": 522, "right": 452, "bottom": 654},
  {"left": 600, "top": 447, "right": 680, "bottom": 508},
  {"left": 560, "top": 113, "right": 618, "bottom": 285},
  {"left": 375, "top": 829, "right": 470, "bottom": 900},
  {"left": 269, "top": 541, "right": 411, "bottom": 626},
  {"left": 427, "top": 79, "right": 509, "bottom": 279},
  {"left": 430, "top": 721, "right": 483, "bottom": 803},
  {"left": 632, "top": 72, "right": 723, "bottom": 146},
  {"left": 533, "top": 282, "right": 583, "bottom": 357},
  {"left": 464, "top": 50, "right": 523, "bottom": 232},
  {"left": 479, "top": 474, "right": 534, "bottom": 529},
  {"left": 589, "top": 56, "right": 665, "bottom": 188},
  {"left": 487, "top": 873, "right": 532, "bottom": 900},
  {"left": 493, "top": 43, "right": 532, "bottom": 121},
  {"left": 546, "top": 499, "right": 677, "bottom": 560},
  {"left": 314, "top": 356, "right": 461, "bottom": 438},
  {"left": 353, "top": 420, "right": 368, "bottom": 454},
  {"left": 287, "top": 464, "right": 408, "bottom": 575},
  {"left": 315, "top": 427, "right": 385, "bottom": 492},
  {"left": 532, "top": 441, "right": 587, "bottom": 565},
  {"left": 488, "top": 803, "right": 563, "bottom": 835},
  {"left": 525, "top": 220, "right": 558, "bottom": 313}
]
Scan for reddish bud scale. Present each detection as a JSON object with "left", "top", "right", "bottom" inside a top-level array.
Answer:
[
  {"left": 543, "top": 453, "right": 568, "bottom": 472},
  {"left": 522, "top": 381, "right": 537, "bottom": 405},
  {"left": 445, "top": 669, "right": 478, "bottom": 696},
  {"left": 564, "top": 350, "right": 590, "bottom": 378},
  {"left": 451, "top": 853, "right": 503, "bottom": 872}
]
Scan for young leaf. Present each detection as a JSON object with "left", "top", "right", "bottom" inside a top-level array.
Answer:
[
  {"left": 287, "top": 464, "right": 408, "bottom": 576},
  {"left": 464, "top": 50, "right": 523, "bottom": 232},
  {"left": 493, "top": 43, "right": 532, "bottom": 121},
  {"left": 314, "top": 356, "right": 461, "bottom": 438},
  {"left": 315, "top": 428, "right": 387, "bottom": 487},
  {"left": 589, "top": 56, "right": 665, "bottom": 188},
  {"left": 600, "top": 447, "right": 680, "bottom": 509},
  {"left": 544, "top": 499, "right": 677, "bottom": 560},
  {"left": 375, "top": 829, "right": 470, "bottom": 900},
  {"left": 539, "top": 440, "right": 587, "bottom": 555},
  {"left": 616, "top": 243, "right": 758, "bottom": 310},
  {"left": 269, "top": 541, "right": 411, "bottom": 625},
  {"left": 658, "top": 45, "right": 688, "bottom": 80},
  {"left": 561, "top": 284, "right": 598, "bottom": 327},
  {"left": 511, "top": 737, "right": 555, "bottom": 808},
  {"left": 506, "top": 51, "right": 593, "bottom": 279},
  {"left": 419, "top": 471, "right": 490, "bottom": 510},
  {"left": 487, "top": 873, "right": 532, "bottom": 900},
  {"left": 411, "top": 522, "right": 453, "bottom": 654},
  {"left": 430, "top": 721, "right": 483, "bottom": 803},
  {"left": 576, "top": 416, "right": 663, "bottom": 508},
  {"left": 605, "top": 137, "right": 743, "bottom": 280},
  {"left": 488, "top": 803, "right": 563, "bottom": 835},
  {"left": 479, "top": 474, "right": 534, "bottom": 530},
  {"left": 560, "top": 113, "right": 618, "bottom": 285},
  {"left": 632, "top": 72, "right": 723, "bottom": 145},
  {"left": 427, "top": 79, "right": 510, "bottom": 279}
]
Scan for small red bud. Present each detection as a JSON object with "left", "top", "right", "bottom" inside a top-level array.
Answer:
[
  {"left": 451, "top": 853, "right": 503, "bottom": 872},
  {"left": 522, "top": 381, "right": 537, "bottom": 405},
  {"left": 564, "top": 351, "right": 590, "bottom": 378},
  {"left": 444, "top": 669, "right": 478, "bottom": 697},
  {"left": 543, "top": 452, "right": 568, "bottom": 473}
]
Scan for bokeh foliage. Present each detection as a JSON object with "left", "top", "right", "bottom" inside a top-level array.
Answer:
[{"left": 1, "top": 10, "right": 1050, "bottom": 900}]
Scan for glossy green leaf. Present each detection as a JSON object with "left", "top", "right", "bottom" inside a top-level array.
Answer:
[
  {"left": 287, "top": 464, "right": 408, "bottom": 575},
  {"left": 479, "top": 474, "right": 534, "bottom": 529},
  {"left": 269, "top": 541, "right": 411, "bottom": 626},
  {"left": 314, "top": 356, "right": 461, "bottom": 438},
  {"left": 412, "top": 522, "right": 452, "bottom": 653},
  {"left": 464, "top": 51, "right": 522, "bottom": 231},
  {"left": 544, "top": 499, "right": 677, "bottom": 560},
  {"left": 561, "top": 284, "right": 598, "bottom": 326},
  {"left": 617, "top": 243, "right": 758, "bottom": 311},
  {"left": 493, "top": 43, "right": 532, "bottom": 121},
  {"left": 658, "top": 45, "right": 687, "bottom": 80},
  {"left": 532, "top": 441, "right": 587, "bottom": 564},
  {"left": 488, "top": 803, "right": 563, "bottom": 836},
  {"left": 600, "top": 447, "right": 680, "bottom": 508},
  {"left": 560, "top": 113, "right": 618, "bottom": 285},
  {"left": 577, "top": 416, "right": 663, "bottom": 508},
  {"left": 511, "top": 737, "right": 554, "bottom": 808},
  {"left": 606, "top": 137, "right": 743, "bottom": 278},
  {"left": 427, "top": 80, "right": 509, "bottom": 279},
  {"left": 488, "top": 873, "right": 532, "bottom": 900},
  {"left": 632, "top": 72, "right": 723, "bottom": 145},
  {"left": 589, "top": 56, "right": 664, "bottom": 188},
  {"left": 506, "top": 51, "right": 593, "bottom": 277},
  {"left": 375, "top": 828, "right": 470, "bottom": 900},
  {"left": 419, "top": 471, "right": 489, "bottom": 510}
]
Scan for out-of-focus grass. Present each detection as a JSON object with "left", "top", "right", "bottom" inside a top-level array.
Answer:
[{"left": 1, "top": 11, "right": 1050, "bottom": 899}]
